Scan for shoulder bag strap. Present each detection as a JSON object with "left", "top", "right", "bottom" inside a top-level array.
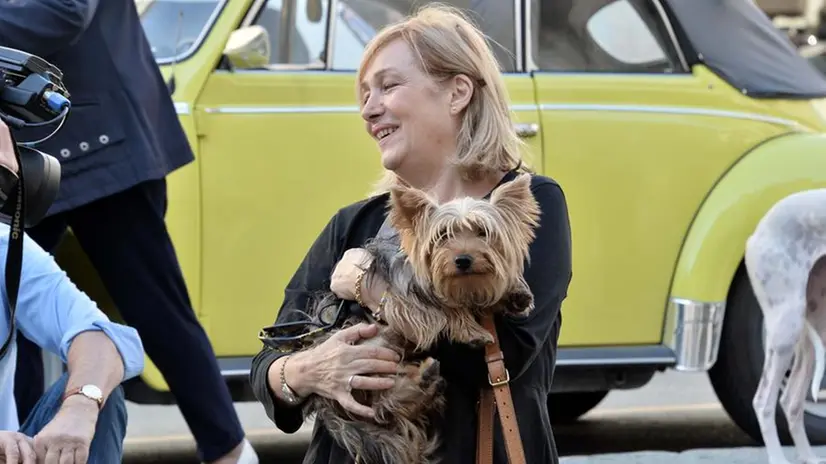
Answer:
[{"left": 476, "top": 314, "right": 526, "bottom": 464}]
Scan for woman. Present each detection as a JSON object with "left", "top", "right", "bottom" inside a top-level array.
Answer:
[{"left": 250, "top": 5, "right": 572, "bottom": 463}]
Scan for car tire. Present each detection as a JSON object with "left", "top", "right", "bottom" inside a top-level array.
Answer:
[
  {"left": 708, "top": 266, "right": 826, "bottom": 445},
  {"left": 547, "top": 391, "right": 609, "bottom": 424}
]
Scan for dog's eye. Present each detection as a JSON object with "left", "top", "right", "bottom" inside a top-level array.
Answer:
[
  {"left": 477, "top": 228, "right": 487, "bottom": 238},
  {"left": 437, "top": 228, "right": 449, "bottom": 242}
]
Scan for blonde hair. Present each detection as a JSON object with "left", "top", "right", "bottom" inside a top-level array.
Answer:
[{"left": 357, "top": 4, "right": 530, "bottom": 195}]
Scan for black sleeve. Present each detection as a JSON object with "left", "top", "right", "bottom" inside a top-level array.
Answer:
[
  {"left": 435, "top": 180, "right": 573, "bottom": 388},
  {"left": 249, "top": 211, "right": 345, "bottom": 433},
  {"left": 0, "top": 0, "right": 100, "bottom": 57}
]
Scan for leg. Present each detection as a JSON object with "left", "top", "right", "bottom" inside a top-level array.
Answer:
[
  {"left": 65, "top": 180, "right": 248, "bottom": 463},
  {"left": 19, "top": 373, "right": 128, "bottom": 464},
  {"left": 754, "top": 328, "right": 798, "bottom": 464},
  {"left": 746, "top": 234, "right": 811, "bottom": 464},
  {"left": 13, "top": 214, "right": 70, "bottom": 423},
  {"left": 783, "top": 256, "right": 826, "bottom": 464},
  {"left": 779, "top": 334, "right": 823, "bottom": 464}
]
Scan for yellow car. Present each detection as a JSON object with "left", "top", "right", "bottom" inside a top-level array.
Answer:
[{"left": 52, "top": 0, "right": 826, "bottom": 445}]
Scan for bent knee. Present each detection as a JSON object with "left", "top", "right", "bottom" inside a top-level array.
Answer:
[{"left": 97, "top": 386, "right": 127, "bottom": 435}]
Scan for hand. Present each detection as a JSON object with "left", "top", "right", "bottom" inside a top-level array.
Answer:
[
  {"left": 330, "top": 248, "right": 385, "bottom": 308},
  {"left": 33, "top": 396, "right": 98, "bottom": 463},
  {"left": 0, "top": 432, "right": 35, "bottom": 464},
  {"left": 288, "top": 323, "right": 401, "bottom": 418},
  {"left": 0, "top": 118, "right": 18, "bottom": 176}
]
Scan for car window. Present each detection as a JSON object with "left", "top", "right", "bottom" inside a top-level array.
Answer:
[
  {"left": 531, "top": 0, "right": 681, "bottom": 73},
  {"left": 251, "top": 0, "right": 329, "bottom": 67},
  {"left": 136, "top": 0, "right": 224, "bottom": 63},
  {"left": 330, "top": 0, "right": 519, "bottom": 72}
]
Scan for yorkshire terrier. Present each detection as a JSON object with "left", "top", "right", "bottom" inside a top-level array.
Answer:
[{"left": 300, "top": 173, "right": 541, "bottom": 464}]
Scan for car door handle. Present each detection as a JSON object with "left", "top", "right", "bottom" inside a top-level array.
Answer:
[{"left": 514, "top": 123, "right": 539, "bottom": 138}]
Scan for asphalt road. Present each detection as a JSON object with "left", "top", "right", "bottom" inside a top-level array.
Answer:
[{"left": 121, "top": 370, "right": 779, "bottom": 463}]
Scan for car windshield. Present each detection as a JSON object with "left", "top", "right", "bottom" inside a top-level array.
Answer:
[{"left": 136, "top": 0, "right": 222, "bottom": 62}]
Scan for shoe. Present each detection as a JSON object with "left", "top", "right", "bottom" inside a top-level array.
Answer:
[
  {"left": 202, "top": 439, "right": 259, "bottom": 464},
  {"left": 237, "top": 439, "right": 259, "bottom": 464}
]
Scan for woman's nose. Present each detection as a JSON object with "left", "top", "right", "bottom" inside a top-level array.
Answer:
[{"left": 361, "top": 95, "right": 383, "bottom": 121}]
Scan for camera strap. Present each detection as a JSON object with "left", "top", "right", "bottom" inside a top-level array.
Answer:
[{"left": 0, "top": 132, "right": 26, "bottom": 361}]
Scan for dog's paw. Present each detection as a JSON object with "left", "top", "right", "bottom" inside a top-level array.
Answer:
[
  {"left": 467, "top": 331, "right": 494, "bottom": 348},
  {"left": 448, "top": 323, "right": 494, "bottom": 347},
  {"left": 419, "top": 357, "right": 441, "bottom": 382},
  {"left": 503, "top": 288, "right": 535, "bottom": 316},
  {"left": 801, "top": 458, "right": 826, "bottom": 464}
]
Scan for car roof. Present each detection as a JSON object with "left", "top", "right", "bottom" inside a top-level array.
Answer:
[{"left": 664, "top": 0, "right": 826, "bottom": 99}]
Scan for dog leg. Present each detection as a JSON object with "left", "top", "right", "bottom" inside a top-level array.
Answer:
[
  {"left": 780, "top": 330, "right": 824, "bottom": 464},
  {"left": 787, "top": 257, "right": 826, "bottom": 464},
  {"left": 446, "top": 312, "right": 493, "bottom": 347},
  {"left": 501, "top": 279, "right": 535, "bottom": 317},
  {"left": 755, "top": 339, "right": 797, "bottom": 464}
]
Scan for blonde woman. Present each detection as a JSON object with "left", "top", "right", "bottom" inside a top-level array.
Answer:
[{"left": 250, "top": 5, "right": 572, "bottom": 463}]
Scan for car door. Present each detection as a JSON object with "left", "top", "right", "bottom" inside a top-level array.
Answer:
[
  {"left": 193, "top": 0, "right": 542, "bottom": 358},
  {"left": 529, "top": 0, "right": 791, "bottom": 347}
]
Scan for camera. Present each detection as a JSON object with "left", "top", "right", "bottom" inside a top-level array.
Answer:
[{"left": 0, "top": 46, "right": 71, "bottom": 359}]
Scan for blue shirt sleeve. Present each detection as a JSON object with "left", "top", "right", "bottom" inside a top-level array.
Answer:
[{"left": 0, "top": 226, "right": 144, "bottom": 381}]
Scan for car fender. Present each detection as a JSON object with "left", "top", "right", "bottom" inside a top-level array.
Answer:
[
  {"left": 662, "top": 132, "right": 826, "bottom": 368},
  {"left": 670, "top": 132, "right": 826, "bottom": 303}
]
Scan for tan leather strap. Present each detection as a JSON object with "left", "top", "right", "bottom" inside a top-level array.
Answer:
[
  {"left": 476, "top": 385, "right": 495, "bottom": 464},
  {"left": 476, "top": 314, "right": 526, "bottom": 464}
]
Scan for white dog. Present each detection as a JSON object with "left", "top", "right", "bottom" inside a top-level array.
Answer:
[{"left": 746, "top": 189, "right": 826, "bottom": 464}]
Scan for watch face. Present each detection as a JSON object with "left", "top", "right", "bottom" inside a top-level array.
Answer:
[{"left": 80, "top": 385, "right": 103, "bottom": 400}]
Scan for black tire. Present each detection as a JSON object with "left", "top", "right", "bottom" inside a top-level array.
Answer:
[
  {"left": 547, "top": 391, "right": 609, "bottom": 424},
  {"left": 709, "top": 266, "right": 826, "bottom": 445}
]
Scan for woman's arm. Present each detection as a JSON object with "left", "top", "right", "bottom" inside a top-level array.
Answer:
[
  {"left": 250, "top": 202, "right": 401, "bottom": 431},
  {"left": 250, "top": 212, "right": 344, "bottom": 432},
  {"left": 436, "top": 179, "right": 573, "bottom": 387}
]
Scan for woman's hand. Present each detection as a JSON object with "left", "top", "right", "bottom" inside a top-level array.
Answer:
[
  {"left": 275, "top": 323, "right": 402, "bottom": 418},
  {"left": 0, "top": 431, "right": 35, "bottom": 464},
  {"left": 330, "top": 248, "right": 386, "bottom": 309}
]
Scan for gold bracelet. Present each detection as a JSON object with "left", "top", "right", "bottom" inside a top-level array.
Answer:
[
  {"left": 354, "top": 268, "right": 367, "bottom": 307},
  {"left": 374, "top": 290, "right": 388, "bottom": 321}
]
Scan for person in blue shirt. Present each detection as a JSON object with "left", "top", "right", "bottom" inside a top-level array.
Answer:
[{"left": 0, "top": 121, "right": 144, "bottom": 463}]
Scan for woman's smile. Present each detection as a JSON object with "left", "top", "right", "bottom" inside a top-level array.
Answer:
[{"left": 378, "top": 127, "right": 399, "bottom": 149}]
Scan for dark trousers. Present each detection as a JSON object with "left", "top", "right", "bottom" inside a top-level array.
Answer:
[
  {"left": 20, "top": 373, "right": 127, "bottom": 463},
  {"left": 14, "top": 179, "right": 244, "bottom": 462}
]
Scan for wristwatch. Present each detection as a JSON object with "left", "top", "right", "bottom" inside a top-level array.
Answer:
[{"left": 62, "top": 384, "right": 103, "bottom": 409}]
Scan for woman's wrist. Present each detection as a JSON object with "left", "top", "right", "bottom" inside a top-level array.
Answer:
[
  {"left": 284, "top": 351, "right": 314, "bottom": 398},
  {"left": 360, "top": 273, "right": 388, "bottom": 311},
  {"left": 267, "top": 351, "right": 314, "bottom": 404}
]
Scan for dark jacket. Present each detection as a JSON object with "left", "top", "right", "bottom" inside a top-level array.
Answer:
[
  {"left": 0, "top": 0, "right": 194, "bottom": 215},
  {"left": 250, "top": 170, "right": 573, "bottom": 464}
]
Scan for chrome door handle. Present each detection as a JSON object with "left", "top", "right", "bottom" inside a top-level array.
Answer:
[{"left": 514, "top": 123, "right": 539, "bottom": 138}]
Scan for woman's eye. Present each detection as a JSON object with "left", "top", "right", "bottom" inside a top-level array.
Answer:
[{"left": 383, "top": 82, "right": 398, "bottom": 91}]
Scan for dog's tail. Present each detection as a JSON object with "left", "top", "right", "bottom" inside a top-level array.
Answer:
[{"left": 806, "top": 319, "right": 826, "bottom": 401}]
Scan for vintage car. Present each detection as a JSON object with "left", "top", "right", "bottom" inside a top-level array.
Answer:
[{"left": 49, "top": 0, "right": 826, "bottom": 446}]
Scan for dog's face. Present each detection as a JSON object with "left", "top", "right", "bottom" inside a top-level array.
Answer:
[{"left": 388, "top": 174, "right": 541, "bottom": 308}]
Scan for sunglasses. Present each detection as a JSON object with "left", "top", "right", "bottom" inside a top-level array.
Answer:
[{"left": 258, "top": 299, "right": 349, "bottom": 353}]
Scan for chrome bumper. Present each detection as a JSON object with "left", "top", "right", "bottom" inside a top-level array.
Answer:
[{"left": 664, "top": 298, "right": 727, "bottom": 372}]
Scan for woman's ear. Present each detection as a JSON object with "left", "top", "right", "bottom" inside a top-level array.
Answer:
[{"left": 448, "top": 74, "right": 475, "bottom": 115}]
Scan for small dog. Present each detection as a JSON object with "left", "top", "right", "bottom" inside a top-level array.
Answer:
[
  {"left": 301, "top": 173, "right": 541, "bottom": 464},
  {"left": 746, "top": 189, "right": 826, "bottom": 464}
]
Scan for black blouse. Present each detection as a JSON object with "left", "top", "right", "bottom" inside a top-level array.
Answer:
[{"left": 250, "top": 170, "right": 573, "bottom": 464}]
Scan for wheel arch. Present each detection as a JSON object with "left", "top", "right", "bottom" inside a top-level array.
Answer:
[{"left": 663, "top": 131, "right": 826, "bottom": 371}]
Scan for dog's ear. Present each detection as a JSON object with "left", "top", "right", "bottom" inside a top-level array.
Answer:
[
  {"left": 389, "top": 183, "right": 433, "bottom": 232},
  {"left": 490, "top": 173, "right": 541, "bottom": 233}
]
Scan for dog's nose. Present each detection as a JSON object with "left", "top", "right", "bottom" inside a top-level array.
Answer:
[{"left": 454, "top": 254, "right": 473, "bottom": 271}]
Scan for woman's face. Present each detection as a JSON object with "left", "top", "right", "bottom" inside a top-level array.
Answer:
[{"left": 359, "top": 39, "right": 472, "bottom": 186}]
